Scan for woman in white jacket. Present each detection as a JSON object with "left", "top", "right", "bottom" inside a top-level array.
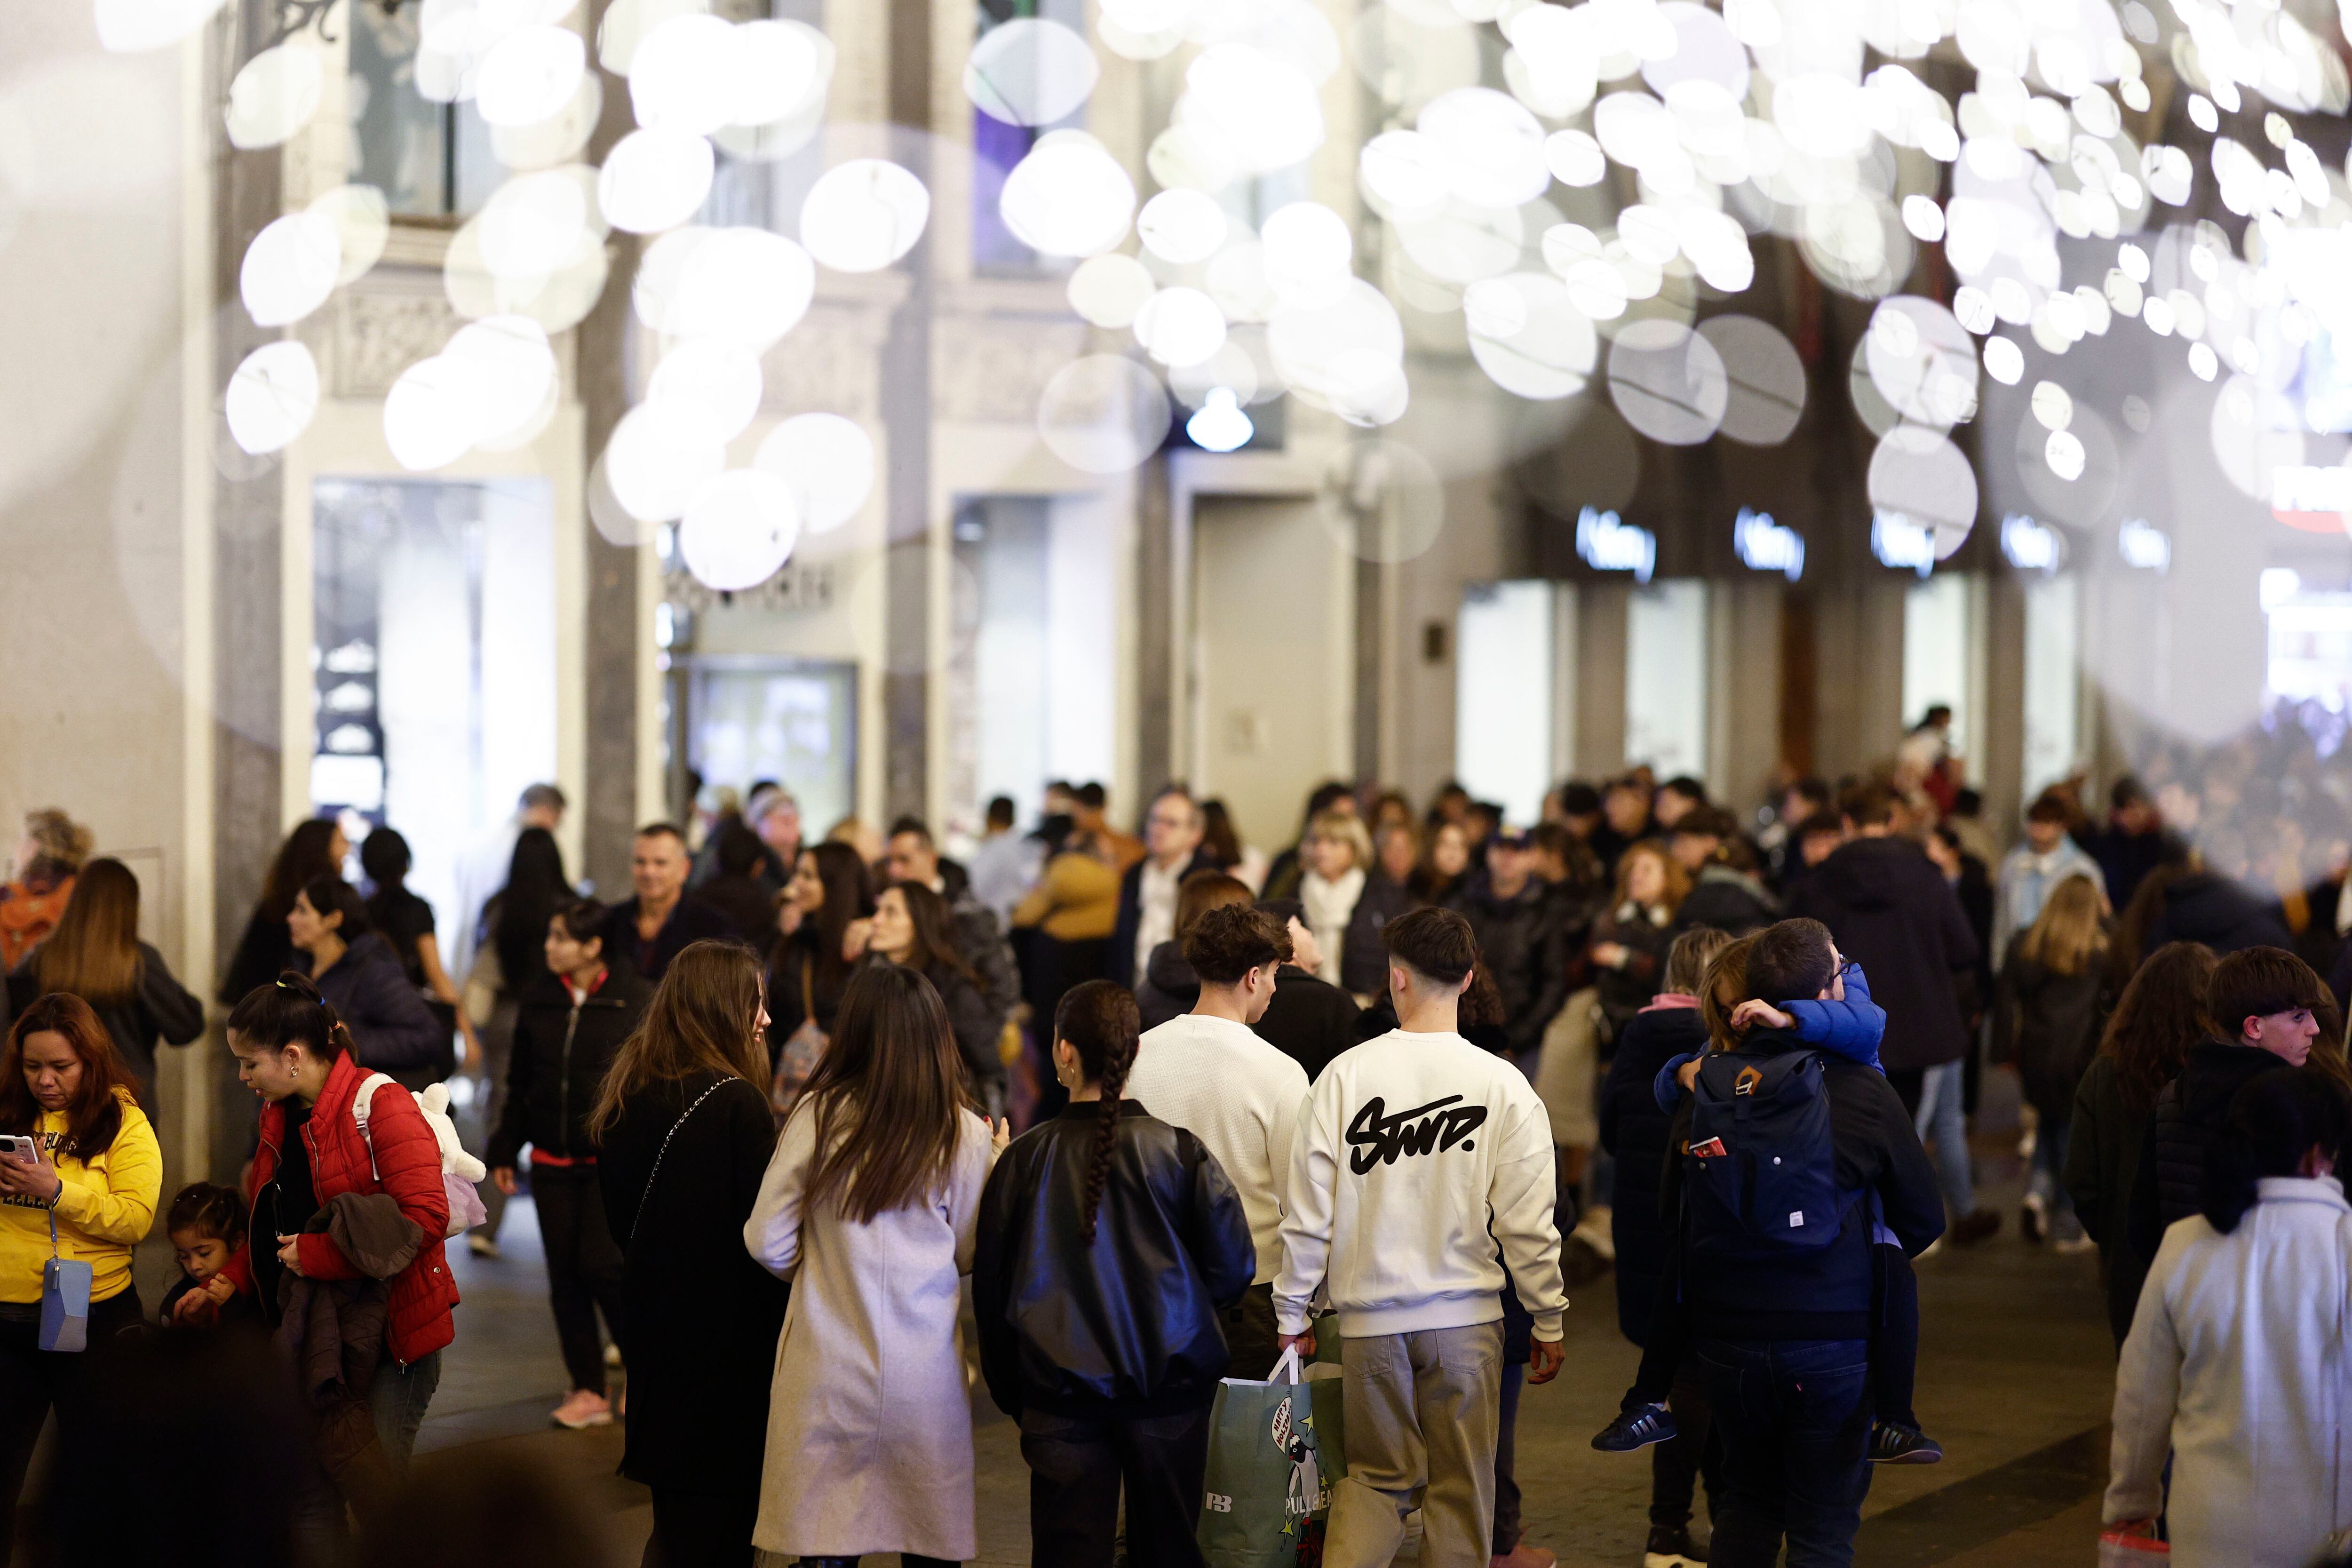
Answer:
[
  {"left": 744, "top": 963, "right": 1000, "bottom": 1566},
  {"left": 2106, "top": 1066, "right": 2352, "bottom": 1568}
]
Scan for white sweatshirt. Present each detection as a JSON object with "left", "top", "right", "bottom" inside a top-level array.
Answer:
[
  {"left": 1275, "top": 1028, "right": 1567, "bottom": 1340},
  {"left": 1126, "top": 1012, "right": 1312, "bottom": 1286}
]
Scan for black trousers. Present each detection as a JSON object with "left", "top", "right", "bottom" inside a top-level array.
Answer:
[
  {"left": 0, "top": 1287, "right": 143, "bottom": 1568},
  {"left": 1651, "top": 1356, "right": 1724, "bottom": 1532},
  {"left": 532, "top": 1160, "right": 628, "bottom": 1395},
  {"left": 642, "top": 1483, "right": 760, "bottom": 1568},
  {"left": 1019, "top": 1403, "right": 1212, "bottom": 1568},
  {"left": 1492, "top": 1361, "right": 1525, "bottom": 1553},
  {"left": 1222, "top": 1282, "right": 1282, "bottom": 1381}
]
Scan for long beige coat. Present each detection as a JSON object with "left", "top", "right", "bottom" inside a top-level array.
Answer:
[{"left": 744, "top": 1105, "right": 995, "bottom": 1559}]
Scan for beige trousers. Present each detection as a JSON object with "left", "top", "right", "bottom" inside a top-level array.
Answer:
[
  {"left": 1534, "top": 986, "right": 1603, "bottom": 1147},
  {"left": 1324, "top": 1321, "right": 1503, "bottom": 1568}
]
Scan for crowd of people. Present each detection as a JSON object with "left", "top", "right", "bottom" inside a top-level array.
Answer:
[{"left": 0, "top": 707, "right": 2346, "bottom": 1567}]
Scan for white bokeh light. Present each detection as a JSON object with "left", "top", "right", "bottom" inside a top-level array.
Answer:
[
  {"left": 224, "top": 341, "right": 320, "bottom": 455},
  {"left": 754, "top": 413, "right": 877, "bottom": 534},
  {"left": 799, "top": 160, "right": 930, "bottom": 272},
  {"left": 678, "top": 469, "right": 801, "bottom": 590}
]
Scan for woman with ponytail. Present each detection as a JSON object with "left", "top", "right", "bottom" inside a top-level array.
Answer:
[
  {"left": 972, "top": 978, "right": 1255, "bottom": 1568},
  {"left": 2107, "top": 1066, "right": 2352, "bottom": 1567},
  {"left": 225, "top": 972, "right": 459, "bottom": 1474}
]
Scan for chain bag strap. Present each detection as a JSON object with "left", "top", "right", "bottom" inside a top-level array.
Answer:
[{"left": 629, "top": 1078, "right": 735, "bottom": 1242}]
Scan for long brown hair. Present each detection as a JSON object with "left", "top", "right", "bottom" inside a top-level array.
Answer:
[
  {"left": 1, "top": 993, "right": 140, "bottom": 1157},
  {"left": 796, "top": 964, "right": 971, "bottom": 1224},
  {"left": 1614, "top": 837, "right": 1692, "bottom": 915},
  {"left": 258, "top": 819, "right": 343, "bottom": 923},
  {"left": 588, "top": 940, "right": 768, "bottom": 1137},
  {"left": 1697, "top": 934, "right": 1758, "bottom": 1053},
  {"left": 1056, "top": 980, "right": 1140, "bottom": 1243},
  {"left": 796, "top": 842, "right": 875, "bottom": 986},
  {"left": 880, "top": 881, "right": 976, "bottom": 984},
  {"left": 2100, "top": 941, "right": 2217, "bottom": 1114},
  {"left": 2020, "top": 873, "right": 2107, "bottom": 977},
  {"left": 33, "top": 858, "right": 143, "bottom": 1007}
]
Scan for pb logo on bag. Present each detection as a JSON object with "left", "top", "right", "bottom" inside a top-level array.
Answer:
[{"left": 1205, "top": 1494, "right": 1234, "bottom": 1514}]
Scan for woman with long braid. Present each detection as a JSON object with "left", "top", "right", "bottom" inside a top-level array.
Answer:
[{"left": 972, "top": 979, "right": 1256, "bottom": 1568}]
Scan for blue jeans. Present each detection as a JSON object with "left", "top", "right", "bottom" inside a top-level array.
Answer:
[
  {"left": 370, "top": 1349, "right": 441, "bottom": 1465},
  {"left": 1914, "top": 1059, "right": 1974, "bottom": 1218},
  {"left": 2028, "top": 1116, "right": 2079, "bottom": 1233},
  {"left": 1696, "top": 1338, "right": 1872, "bottom": 1568}
]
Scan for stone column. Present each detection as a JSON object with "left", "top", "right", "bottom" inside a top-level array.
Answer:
[
  {"left": 208, "top": 2, "right": 286, "bottom": 1181},
  {"left": 881, "top": 0, "right": 933, "bottom": 824},
  {"left": 577, "top": 0, "right": 647, "bottom": 891}
]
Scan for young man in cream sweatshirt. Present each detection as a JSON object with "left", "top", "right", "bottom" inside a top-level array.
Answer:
[
  {"left": 1275, "top": 907, "right": 1568, "bottom": 1568},
  {"left": 1125, "top": 901, "right": 1313, "bottom": 1378}
]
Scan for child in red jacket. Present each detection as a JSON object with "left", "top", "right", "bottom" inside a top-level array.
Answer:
[{"left": 160, "top": 1181, "right": 261, "bottom": 1328}]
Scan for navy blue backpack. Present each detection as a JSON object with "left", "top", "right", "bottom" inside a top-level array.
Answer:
[{"left": 1683, "top": 1048, "right": 1852, "bottom": 1259}]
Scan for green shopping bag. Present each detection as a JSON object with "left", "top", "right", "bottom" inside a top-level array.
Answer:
[{"left": 1199, "top": 1346, "right": 1345, "bottom": 1568}]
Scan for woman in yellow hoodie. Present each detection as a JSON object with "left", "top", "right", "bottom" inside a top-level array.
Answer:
[{"left": 0, "top": 991, "right": 161, "bottom": 1532}]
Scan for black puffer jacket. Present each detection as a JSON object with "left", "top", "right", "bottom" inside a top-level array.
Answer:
[
  {"left": 1676, "top": 865, "right": 1780, "bottom": 937},
  {"left": 1341, "top": 872, "right": 1417, "bottom": 997},
  {"left": 2147, "top": 871, "right": 2292, "bottom": 956},
  {"left": 1599, "top": 1003, "right": 1708, "bottom": 1344},
  {"left": 1448, "top": 874, "right": 1574, "bottom": 1055},
  {"left": 2126, "top": 1041, "right": 2290, "bottom": 1262},
  {"left": 1788, "top": 836, "right": 1979, "bottom": 1073},
  {"left": 1989, "top": 935, "right": 2108, "bottom": 1120},
  {"left": 973, "top": 1099, "right": 1255, "bottom": 1418},
  {"left": 1253, "top": 963, "right": 1361, "bottom": 1082},
  {"left": 1133, "top": 940, "right": 1199, "bottom": 1032},
  {"left": 486, "top": 966, "right": 653, "bottom": 1169}
]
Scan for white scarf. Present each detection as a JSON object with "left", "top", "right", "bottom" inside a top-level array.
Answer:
[{"left": 1300, "top": 867, "right": 1366, "bottom": 986}]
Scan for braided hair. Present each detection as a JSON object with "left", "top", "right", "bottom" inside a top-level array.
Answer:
[{"left": 1056, "top": 979, "right": 1141, "bottom": 1244}]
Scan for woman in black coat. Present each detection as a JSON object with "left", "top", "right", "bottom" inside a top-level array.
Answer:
[
  {"left": 1989, "top": 874, "right": 2109, "bottom": 1248},
  {"left": 1342, "top": 823, "right": 1422, "bottom": 998},
  {"left": 485, "top": 896, "right": 653, "bottom": 1428},
  {"left": 5, "top": 857, "right": 204, "bottom": 1107},
  {"left": 860, "top": 881, "right": 1006, "bottom": 1114},
  {"left": 766, "top": 844, "right": 874, "bottom": 1075},
  {"left": 594, "top": 939, "right": 789, "bottom": 1568},
  {"left": 1597, "top": 926, "right": 1731, "bottom": 1560},
  {"left": 220, "top": 818, "right": 345, "bottom": 1003},
  {"left": 290, "top": 874, "right": 447, "bottom": 1088}
]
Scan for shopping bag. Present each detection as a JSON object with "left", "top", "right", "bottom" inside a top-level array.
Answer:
[
  {"left": 1199, "top": 1346, "right": 1339, "bottom": 1568},
  {"left": 2097, "top": 1528, "right": 2168, "bottom": 1566}
]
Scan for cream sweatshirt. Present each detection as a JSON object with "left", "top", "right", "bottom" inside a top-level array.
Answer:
[
  {"left": 1274, "top": 1028, "right": 1567, "bottom": 1339},
  {"left": 1127, "top": 1012, "right": 1311, "bottom": 1285}
]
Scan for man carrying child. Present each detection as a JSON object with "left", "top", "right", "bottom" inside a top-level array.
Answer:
[{"left": 1650, "top": 919, "right": 1945, "bottom": 1568}]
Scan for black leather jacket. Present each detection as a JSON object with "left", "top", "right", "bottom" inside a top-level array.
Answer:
[{"left": 974, "top": 1099, "right": 1255, "bottom": 1418}]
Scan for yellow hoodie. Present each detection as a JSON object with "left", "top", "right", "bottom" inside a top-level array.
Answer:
[{"left": 0, "top": 1092, "right": 161, "bottom": 1305}]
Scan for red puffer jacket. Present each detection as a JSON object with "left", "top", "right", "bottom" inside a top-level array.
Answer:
[{"left": 245, "top": 1051, "right": 459, "bottom": 1364}]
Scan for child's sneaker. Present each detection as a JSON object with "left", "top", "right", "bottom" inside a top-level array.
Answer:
[
  {"left": 1644, "top": 1524, "right": 1709, "bottom": 1566},
  {"left": 1869, "top": 1420, "right": 1943, "bottom": 1464},
  {"left": 1592, "top": 1401, "right": 1678, "bottom": 1452}
]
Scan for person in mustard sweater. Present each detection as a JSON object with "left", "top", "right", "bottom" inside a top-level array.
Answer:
[
  {"left": 1012, "top": 828, "right": 1125, "bottom": 1116},
  {"left": 0, "top": 991, "right": 161, "bottom": 1546}
]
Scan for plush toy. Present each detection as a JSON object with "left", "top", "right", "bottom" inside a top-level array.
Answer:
[
  {"left": 414, "top": 1081, "right": 490, "bottom": 1185},
  {"left": 353, "top": 1075, "right": 491, "bottom": 1237}
]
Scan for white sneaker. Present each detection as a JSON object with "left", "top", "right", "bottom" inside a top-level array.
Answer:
[
  {"left": 468, "top": 1234, "right": 502, "bottom": 1260},
  {"left": 1572, "top": 1205, "right": 1616, "bottom": 1261}
]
